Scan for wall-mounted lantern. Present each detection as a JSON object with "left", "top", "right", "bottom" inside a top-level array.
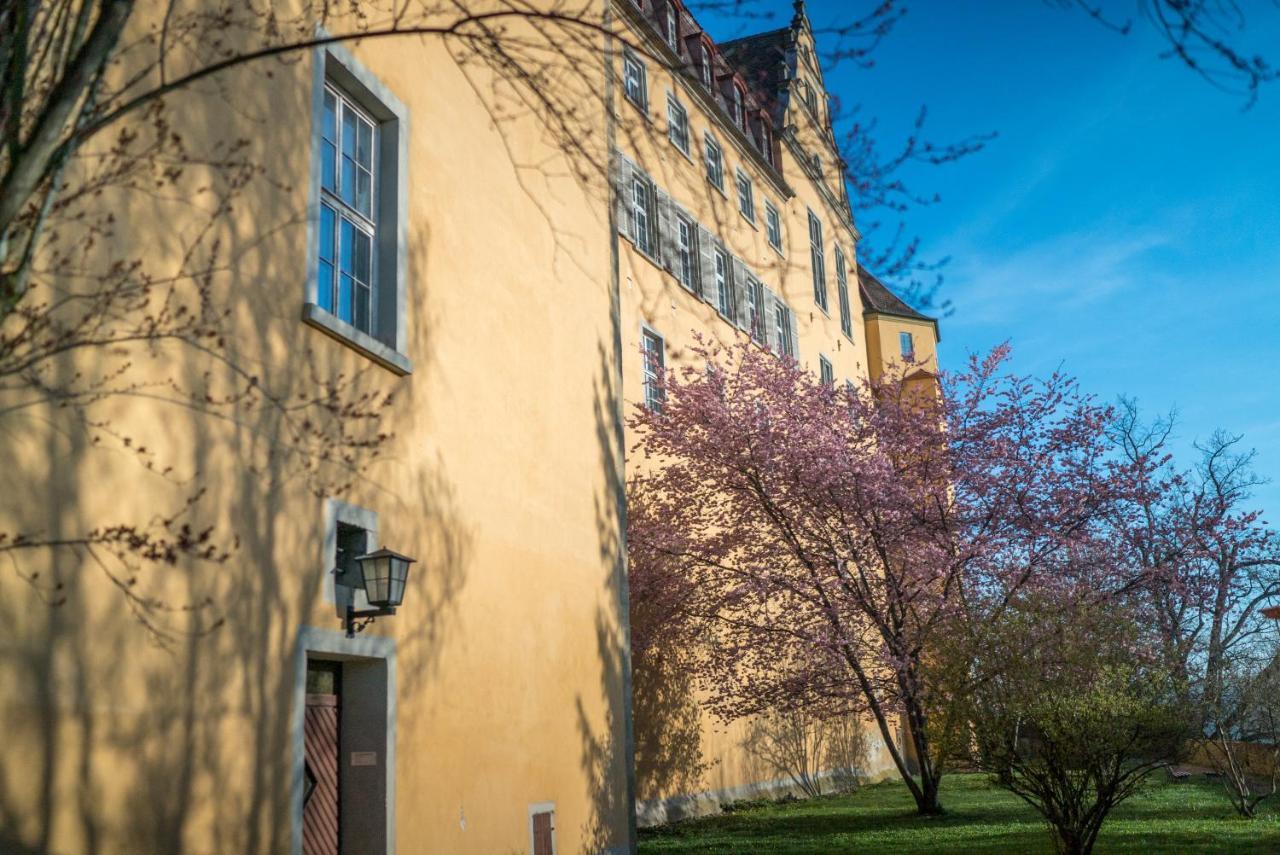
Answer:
[{"left": 345, "top": 547, "right": 416, "bottom": 637}]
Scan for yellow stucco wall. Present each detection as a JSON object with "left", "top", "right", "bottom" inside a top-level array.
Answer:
[
  {"left": 0, "top": 3, "right": 634, "bottom": 853},
  {"left": 865, "top": 313, "right": 941, "bottom": 381},
  {"left": 0, "top": 1, "right": 944, "bottom": 850},
  {"left": 612, "top": 2, "right": 939, "bottom": 812}
]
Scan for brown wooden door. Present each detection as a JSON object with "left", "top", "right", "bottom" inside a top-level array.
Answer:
[
  {"left": 532, "top": 810, "right": 554, "bottom": 855},
  {"left": 303, "top": 693, "right": 340, "bottom": 855}
]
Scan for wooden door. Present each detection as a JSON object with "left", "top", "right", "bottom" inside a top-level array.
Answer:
[
  {"left": 303, "top": 693, "right": 340, "bottom": 855},
  {"left": 532, "top": 810, "right": 555, "bottom": 855}
]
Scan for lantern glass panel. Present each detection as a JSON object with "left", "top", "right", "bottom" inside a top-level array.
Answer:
[
  {"left": 387, "top": 557, "right": 409, "bottom": 607},
  {"left": 356, "top": 549, "right": 414, "bottom": 608},
  {"left": 363, "top": 553, "right": 390, "bottom": 605}
]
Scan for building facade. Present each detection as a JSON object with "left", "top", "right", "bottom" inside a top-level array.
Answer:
[
  {"left": 0, "top": 4, "right": 630, "bottom": 854},
  {"left": 611, "top": 0, "right": 940, "bottom": 822},
  {"left": 0, "top": 1, "right": 936, "bottom": 853}
]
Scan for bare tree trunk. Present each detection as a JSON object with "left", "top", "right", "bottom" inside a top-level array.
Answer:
[{"left": 842, "top": 647, "right": 944, "bottom": 814}]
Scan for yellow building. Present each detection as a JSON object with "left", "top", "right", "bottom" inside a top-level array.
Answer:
[
  {"left": 0, "top": 4, "right": 630, "bottom": 854},
  {"left": 0, "top": 0, "right": 936, "bottom": 853},
  {"left": 611, "top": 0, "right": 939, "bottom": 822}
]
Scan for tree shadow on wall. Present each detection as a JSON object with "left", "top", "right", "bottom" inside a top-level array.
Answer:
[
  {"left": 572, "top": 342, "right": 636, "bottom": 854},
  {"left": 631, "top": 648, "right": 712, "bottom": 803},
  {"left": 741, "top": 709, "right": 871, "bottom": 800},
  {"left": 0, "top": 48, "right": 469, "bottom": 855}
]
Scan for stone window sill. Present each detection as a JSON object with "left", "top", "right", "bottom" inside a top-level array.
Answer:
[{"left": 302, "top": 303, "right": 413, "bottom": 376}]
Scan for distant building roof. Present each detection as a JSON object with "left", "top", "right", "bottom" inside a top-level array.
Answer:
[{"left": 857, "top": 268, "right": 939, "bottom": 338}]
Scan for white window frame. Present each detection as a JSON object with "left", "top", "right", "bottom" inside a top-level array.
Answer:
[
  {"left": 732, "top": 84, "right": 745, "bottom": 130},
  {"left": 666, "top": 3, "right": 679, "bottom": 50},
  {"left": 714, "top": 247, "right": 733, "bottom": 318},
  {"left": 736, "top": 169, "right": 755, "bottom": 223},
  {"left": 305, "top": 40, "right": 411, "bottom": 376},
  {"left": 623, "top": 51, "right": 648, "bottom": 110},
  {"left": 631, "top": 176, "right": 653, "bottom": 256},
  {"left": 667, "top": 93, "right": 690, "bottom": 155},
  {"left": 642, "top": 327, "right": 667, "bottom": 412},
  {"left": 318, "top": 85, "right": 378, "bottom": 336},
  {"left": 900, "top": 331, "right": 916, "bottom": 360},
  {"left": 746, "top": 277, "right": 765, "bottom": 343},
  {"left": 775, "top": 301, "right": 794, "bottom": 357},
  {"left": 765, "top": 201, "right": 783, "bottom": 252},
  {"left": 676, "top": 214, "right": 696, "bottom": 290},
  {"left": 699, "top": 43, "right": 713, "bottom": 88},
  {"left": 704, "top": 133, "right": 724, "bottom": 191},
  {"left": 808, "top": 210, "right": 828, "bottom": 313}
]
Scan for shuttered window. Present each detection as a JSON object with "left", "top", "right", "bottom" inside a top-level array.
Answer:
[
  {"left": 835, "top": 247, "right": 853, "bottom": 338},
  {"left": 775, "top": 302, "right": 795, "bottom": 357},
  {"left": 318, "top": 85, "right": 377, "bottom": 334},
  {"left": 714, "top": 249, "right": 733, "bottom": 318},
  {"left": 746, "top": 277, "right": 765, "bottom": 343},
  {"left": 819, "top": 355, "right": 834, "bottom": 386},
  {"left": 643, "top": 329, "right": 666, "bottom": 412},
  {"left": 631, "top": 177, "right": 653, "bottom": 256},
  {"left": 676, "top": 215, "right": 696, "bottom": 291},
  {"left": 808, "top": 211, "right": 828, "bottom": 312}
]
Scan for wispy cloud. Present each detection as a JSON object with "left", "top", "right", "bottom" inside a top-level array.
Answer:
[{"left": 942, "top": 223, "right": 1179, "bottom": 329}]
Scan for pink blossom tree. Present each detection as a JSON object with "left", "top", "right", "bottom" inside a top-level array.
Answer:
[{"left": 626, "top": 341, "right": 1135, "bottom": 815}]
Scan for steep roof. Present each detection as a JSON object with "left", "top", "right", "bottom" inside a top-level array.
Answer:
[
  {"left": 857, "top": 267, "right": 934, "bottom": 324},
  {"left": 718, "top": 28, "right": 791, "bottom": 127}
]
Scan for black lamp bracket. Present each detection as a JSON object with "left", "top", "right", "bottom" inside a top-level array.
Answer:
[{"left": 345, "top": 603, "right": 396, "bottom": 637}]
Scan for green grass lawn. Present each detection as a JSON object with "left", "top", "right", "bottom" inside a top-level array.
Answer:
[{"left": 638, "top": 773, "right": 1280, "bottom": 853}]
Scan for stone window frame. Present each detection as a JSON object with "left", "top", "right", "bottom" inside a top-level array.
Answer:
[{"left": 304, "top": 39, "right": 412, "bottom": 376}]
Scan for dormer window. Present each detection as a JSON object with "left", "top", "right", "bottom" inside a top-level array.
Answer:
[
  {"left": 750, "top": 114, "right": 773, "bottom": 164},
  {"left": 732, "top": 85, "right": 745, "bottom": 130},
  {"left": 665, "top": 3, "right": 678, "bottom": 51},
  {"left": 699, "top": 43, "right": 713, "bottom": 88}
]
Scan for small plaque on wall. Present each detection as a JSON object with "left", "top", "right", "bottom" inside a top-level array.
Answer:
[{"left": 351, "top": 751, "right": 378, "bottom": 767}]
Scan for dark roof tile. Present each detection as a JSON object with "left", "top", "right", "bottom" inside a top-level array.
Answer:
[
  {"left": 857, "top": 267, "right": 933, "bottom": 323},
  {"left": 718, "top": 29, "right": 791, "bottom": 126}
]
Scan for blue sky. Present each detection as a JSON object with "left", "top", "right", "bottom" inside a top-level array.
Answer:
[{"left": 708, "top": 1, "right": 1280, "bottom": 522}]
